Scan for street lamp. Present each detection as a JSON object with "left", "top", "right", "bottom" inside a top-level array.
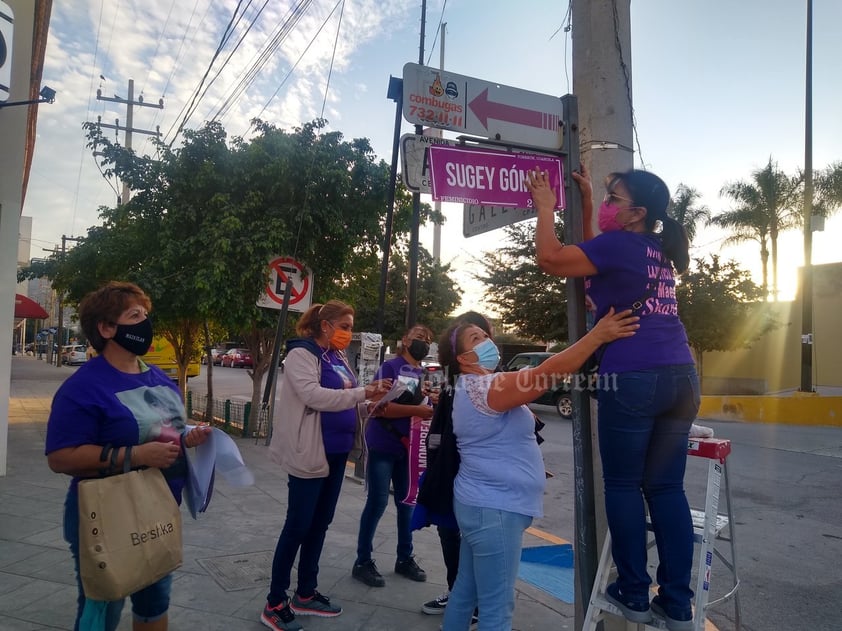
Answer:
[{"left": 0, "top": 85, "right": 56, "bottom": 108}]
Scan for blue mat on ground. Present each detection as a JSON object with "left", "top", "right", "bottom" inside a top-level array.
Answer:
[{"left": 518, "top": 544, "right": 575, "bottom": 604}]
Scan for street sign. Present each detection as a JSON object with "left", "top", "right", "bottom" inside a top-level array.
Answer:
[
  {"left": 428, "top": 144, "right": 564, "bottom": 209},
  {"left": 257, "top": 256, "right": 313, "bottom": 313},
  {"left": 400, "top": 133, "right": 459, "bottom": 194},
  {"left": 463, "top": 205, "right": 539, "bottom": 238},
  {"left": 402, "top": 62, "right": 564, "bottom": 150}
]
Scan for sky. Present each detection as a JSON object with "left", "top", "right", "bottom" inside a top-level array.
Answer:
[{"left": 22, "top": 0, "right": 842, "bottom": 315}]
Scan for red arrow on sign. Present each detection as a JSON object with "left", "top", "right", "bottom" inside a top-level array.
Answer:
[{"left": 468, "top": 88, "right": 558, "bottom": 132}]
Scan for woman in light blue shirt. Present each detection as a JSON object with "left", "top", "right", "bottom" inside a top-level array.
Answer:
[{"left": 439, "top": 310, "right": 639, "bottom": 631}]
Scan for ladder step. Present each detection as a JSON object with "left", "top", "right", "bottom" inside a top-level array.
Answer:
[{"left": 589, "top": 593, "right": 670, "bottom": 630}]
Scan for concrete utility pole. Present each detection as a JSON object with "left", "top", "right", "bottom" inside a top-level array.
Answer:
[
  {"left": 571, "top": 0, "right": 634, "bottom": 626},
  {"left": 431, "top": 23, "right": 446, "bottom": 263},
  {"left": 54, "top": 235, "right": 81, "bottom": 367},
  {"left": 95, "top": 79, "right": 163, "bottom": 204}
]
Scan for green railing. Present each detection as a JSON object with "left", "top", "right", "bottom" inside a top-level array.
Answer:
[{"left": 186, "top": 391, "right": 267, "bottom": 438}]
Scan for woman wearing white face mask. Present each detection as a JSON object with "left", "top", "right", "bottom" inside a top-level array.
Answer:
[{"left": 438, "top": 310, "right": 639, "bottom": 631}]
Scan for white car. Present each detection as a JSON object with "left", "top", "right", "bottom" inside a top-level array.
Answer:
[{"left": 62, "top": 344, "right": 88, "bottom": 366}]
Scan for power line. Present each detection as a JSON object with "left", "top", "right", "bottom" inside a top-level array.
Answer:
[
  {"left": 245, "top": 0, "right": 343, "bottom": 135},
  {"left": 212, "top": 0, "right": 312, "bottom": 124},
  {"left": 425, "top": 0, "right": 447, "bottom": 65},
  {"left": 610, "top": 0, "right": 645, "bottom": 167},
  {"left": 165, "top": 0, "right": 248, "bottom": 145}
]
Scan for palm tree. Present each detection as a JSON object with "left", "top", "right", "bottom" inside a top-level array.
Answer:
[
  {"left": 811, "top": 161, "right": 842, "bottom": 224},
  {"left": 711, "top": 158, "right": 800, "bottom": 300},
  {"left": 668, "top": 184, "right": 710, "bottom": 243}
]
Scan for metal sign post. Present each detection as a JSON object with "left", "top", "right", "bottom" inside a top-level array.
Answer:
[{"left": 262, "top": 280, "right": 293, "bottom": 445}]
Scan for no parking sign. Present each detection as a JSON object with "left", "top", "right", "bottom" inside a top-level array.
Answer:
[{"left": 256, "top": 256, "right": 313, "bottom": 313}]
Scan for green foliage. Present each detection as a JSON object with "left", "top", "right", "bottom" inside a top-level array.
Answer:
[
  {"left": 474, "top": 221, "right": 568, "bottom": 341},
  {"left": 667, "top": 184, "right": 710, "bottom": 243},
  {"left": 676, "top": 255, "right": 778, "bottom": 376},
  {"left": 25, "top": 118, "right": 460, "bottom": 403},
  {"left": 711, "top": 157, "right": 801, "bottom": 299}
]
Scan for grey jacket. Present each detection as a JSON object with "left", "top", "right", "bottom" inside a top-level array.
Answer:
[{"left": 268, "top": 344, "right": 367, "bottom": 478}]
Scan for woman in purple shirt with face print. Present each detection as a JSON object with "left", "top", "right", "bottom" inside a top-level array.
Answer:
[{"left": 527, "top": 166, "right": 700, "bottom": 631}]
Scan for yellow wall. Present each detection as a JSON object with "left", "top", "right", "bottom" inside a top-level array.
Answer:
[{"left": 701, "top": 262, "right": 842, "bottom": 394}]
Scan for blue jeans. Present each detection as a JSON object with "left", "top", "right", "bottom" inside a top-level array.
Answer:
[
  {"left": 268, "top": 452, "right": 347, "bottom": 605},
  {"left": 63, "top": 490, "right": 172, "bottom": 631},
  {"left": 597, "top": 364, "right": 700, "bottom": 612},
  {"left": 356, "top": 449, "right": 413, "bottom": 563},
  {"left": 442, "top": 498, "right": 532, "bottom": 631}
]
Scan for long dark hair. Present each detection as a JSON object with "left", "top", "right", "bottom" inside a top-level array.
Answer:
[{"left": 609, "top": 169, "right": 690, "bottom": 273}]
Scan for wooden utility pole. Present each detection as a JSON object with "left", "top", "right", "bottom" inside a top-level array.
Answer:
[
  {"left": 571, "top": 0, "right": 634, "bottom": 627},
  {"left": 95, "top": 79, "right": 163, "bottom": 204}
]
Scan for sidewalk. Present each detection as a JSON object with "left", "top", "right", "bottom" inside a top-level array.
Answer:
[{"left": 0, "top": 356, "right": 574, "bottom": 630}]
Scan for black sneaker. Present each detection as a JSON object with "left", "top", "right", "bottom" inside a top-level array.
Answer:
[
  {"left": 261, "top": 599, "right": 303, "bottom": 631},
  {"left": 605, "top": 582, "right": 652, "bottom": 624},
  {"left": 395, "top": 556, "right": 427, "bottom": 582},
  {"left": 352, "top": 559, "right": 386, "bottom": 587},
  {"left": 422, "top": 591, "right": 449, "bottom": 614},
  {"left": 651, "top": 595, "right": 694, "bottom": 631}
]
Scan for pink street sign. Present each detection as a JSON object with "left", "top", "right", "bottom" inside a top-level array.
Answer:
[{"left": 428, "top": 145, "right": 564, "bottom": 209}]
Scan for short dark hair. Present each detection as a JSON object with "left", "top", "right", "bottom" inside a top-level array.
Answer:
[{"left": 79, "top": 281, "right": 152, "bottom": 352}]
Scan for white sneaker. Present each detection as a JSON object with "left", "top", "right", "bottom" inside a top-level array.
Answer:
[{"left": 689, "top": 423, "right": 714, "bottom": 438}]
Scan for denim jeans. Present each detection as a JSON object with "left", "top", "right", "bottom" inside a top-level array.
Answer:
[
  {"left": 597, "top": 364, "right": 700, "bottom": 613},
  {"left": 63, "top": 490, "right": 172, "bottom": 631},
  {"left": 442, "top": 498, "right": 532, "bottom": 631},
  {"left": 268, "top": 452, "right": 347, "bottom": 605},
  {"left": 356, "top": 449, "right": 413, "bottom": 563}
]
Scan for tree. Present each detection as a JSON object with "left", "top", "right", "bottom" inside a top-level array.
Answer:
[
  {"left": 668, "top": 184, "right": 710, "bottom": 243},
  {"left": 23, "top": 118, "right": 458, "bottom": 430},
  {"left": 712, "top": 158, "right": 800, "bottom": 300},
  {"left": 676, "top": 255, "right": 777, "bottom": 379},
  {"left": 808, "top": 161, "right": 842, "bottom": 223},
  {"left": 475, "top": 221, "right": 568, "bottom": 341},
  {"left": 339, "top": 246, "right": 461, "bottom": 347}
]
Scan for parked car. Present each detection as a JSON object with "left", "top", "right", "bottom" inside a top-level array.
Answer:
[
  {"left": 221, "top": 348, "right": 253, "bottom": 368},
  {"left": 421, "top": 356, "right": 446, "bottom": 393},
  {"left": 504, "top": 351, "right": 573, "bottom": 419},
  {"left": 201, "top": 348, "right": 224, "bottom": 365},
  {"left": 61, "top": 344, "right": 88, "bottom": 366}
]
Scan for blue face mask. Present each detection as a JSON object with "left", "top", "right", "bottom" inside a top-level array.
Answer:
[{"left": 472, "top": 338, "right": 500, "bottom": 370}]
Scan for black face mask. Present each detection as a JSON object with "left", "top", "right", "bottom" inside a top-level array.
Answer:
[
  {"left": 408, "top": 339, "right": 430, "bottom": 361},
  {"left": 113, "top": 318, "right": 154, "bottom": 356}
]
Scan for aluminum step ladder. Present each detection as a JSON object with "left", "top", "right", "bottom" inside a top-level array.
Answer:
[{"left": 584, "top": 437, "right": 741, "bottom": 631}]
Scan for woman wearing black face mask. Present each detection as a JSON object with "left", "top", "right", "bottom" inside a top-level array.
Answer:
[
  {"left": 352, "top": 324, "right": 435, "bottom": 588},
  {"left": 45, "top": 281, "right": 211, "bottom": 631}
]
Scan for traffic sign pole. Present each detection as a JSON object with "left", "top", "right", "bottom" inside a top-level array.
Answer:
[{"left": 263, "top": 280, "right": 292, "bottom": 445}]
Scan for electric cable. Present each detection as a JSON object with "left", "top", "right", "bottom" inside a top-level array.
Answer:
[
  {"left": 425, "top": 0, "right": 447, "bottom": 65},
  {"left": 245, "top": 0, "right": 343, "bottom": 136},
  {"left": 212, "top": 2, "right": 309, "bottom": 122},
  {"left": 212, "top": 0, "right": 312, "bottom": 124},
  {"left": 291, "top": 0, "right": 345, "bottom": 262},
  {"left": 610, "top": 0, "right": 645, "bottom": 167},
  {"left": 165, "top": 0, "right": 247, "bottom": 145}
]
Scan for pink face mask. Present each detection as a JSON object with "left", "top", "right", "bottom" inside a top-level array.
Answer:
[{"left": 598, "top": 201, "right": 625, "bottom": 232}]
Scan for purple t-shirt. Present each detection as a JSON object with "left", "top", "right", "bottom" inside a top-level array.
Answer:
[
  {"left": 319, "top": 349, "right": 359, "bottom": 454},
  {"left": 45, "top": 355, "right": 188, "bottom": 499},
  {"left": 365, "top": 356, "right": 424, "bottom": 456},
  {"left": 578, "top": 231, "right": 694, "bottom": 373}
]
